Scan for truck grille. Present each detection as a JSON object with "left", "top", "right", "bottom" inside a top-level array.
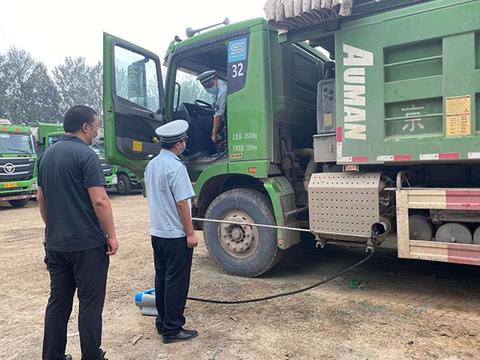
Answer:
[
  {"left": 0, "top": 158, "right": 35, "bottom": 181},
  {"left": 101, "top": 162, "right": 113, "bottom": 177}
]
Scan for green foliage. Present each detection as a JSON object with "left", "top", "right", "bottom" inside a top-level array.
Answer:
[
  {"left": 0, "top": 48, "right": 103, "bottom": 126},
  {"left": 0, "top": 47, "right": 61, "bottom": 125},
  {"left": 53, "top": 57, "right": 103, "bottom": 119}
]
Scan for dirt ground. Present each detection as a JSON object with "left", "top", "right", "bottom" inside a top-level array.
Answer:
[{"left": 1, "top": 194, "right": 480, "bottom": 360}]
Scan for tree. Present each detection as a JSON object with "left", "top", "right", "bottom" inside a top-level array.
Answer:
[
  {"left": 0, "top": 47, "right": 61, "bottom": 125},
  {"left": 53, "top": 57, "right": 103, "bottom": 121}
]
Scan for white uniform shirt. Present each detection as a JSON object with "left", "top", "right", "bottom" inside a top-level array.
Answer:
[
  {"left": 144, "top": 149, "right": 195, "bottom": 238},
  {"left": 213, "top": 79, "right": 228, "bottom": 118}
]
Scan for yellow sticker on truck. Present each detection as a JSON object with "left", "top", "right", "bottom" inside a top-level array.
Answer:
[
  {"left": 132, "top": 140, "right": 143, "bottom": 152},
  {"left": 446, "top": 95, "right": 471, "bottom": 137}
]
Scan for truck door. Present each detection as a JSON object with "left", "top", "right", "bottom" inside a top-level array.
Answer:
[{"left": 103, "top": 33, "right": 164, "bottom": 175}]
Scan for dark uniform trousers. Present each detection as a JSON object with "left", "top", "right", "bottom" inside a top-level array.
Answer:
[
  {"left": 42, "top": 246, "right": 109, "bottom": 360},
  {"left": 195, "top": 116, "right": 216, "bottom": 155},
  {"left": 151, "top": 235, "right": 193, "bottom": 336}
]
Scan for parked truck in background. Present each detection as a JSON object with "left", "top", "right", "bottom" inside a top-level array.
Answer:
[
  {"left": 115, "top": 165, "right": 141, "bottom": 195},
  {"left": 96, "top": 134, "right": 141, "bottom": 195},
  {"left": 103, "top": 0, "right": 480, "bottom": 277},
  {"left": 36, "top": 123, "right": 118, "bottom": 189},
  {"left": 0, "top": 119, "right": 37, "bottom": 208}
]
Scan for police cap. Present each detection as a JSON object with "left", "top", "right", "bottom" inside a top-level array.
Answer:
[
  {"left": 197, "top": 70, "right": 216, "bottom": 87},
  {"left": 155, "top": 120, "right": 189, "bottom": 144}
]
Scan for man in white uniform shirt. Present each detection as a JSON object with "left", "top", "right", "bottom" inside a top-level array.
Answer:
[
  {"left": 196, "top": 70, "right": 228, "bottom": 155},
  {"left": 144, "top": 120, "right": 199, "bottom": 344}
]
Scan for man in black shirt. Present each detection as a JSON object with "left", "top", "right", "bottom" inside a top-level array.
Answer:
[{"left": 38, "top": 105, "right": 119, "bottom": 360}]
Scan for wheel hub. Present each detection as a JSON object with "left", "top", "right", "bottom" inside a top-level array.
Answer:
[
  {"left": 231, "top": 227, "right": 243, "bottom": 241},
  {"left": 218, "top": 212, "right": 258, "bottom": 258}
]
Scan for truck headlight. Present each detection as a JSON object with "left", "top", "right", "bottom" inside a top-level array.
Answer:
[{"left": 32, "top": 180, "right": 38, "bottom": 190}]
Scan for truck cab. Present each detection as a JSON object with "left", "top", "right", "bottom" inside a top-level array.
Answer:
[
  {"left": 0, "top": 120, "right": 38, "bottom": 208},
  {"left": 89, "top": 134, "right": 118, "bottom": 189},
  {"left": 103, "top": 18, "right": 326, "bottom": 276}
]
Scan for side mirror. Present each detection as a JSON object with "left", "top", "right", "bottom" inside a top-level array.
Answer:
[{"left": 127, "top": 59, "right": 147, "bottom": 100}]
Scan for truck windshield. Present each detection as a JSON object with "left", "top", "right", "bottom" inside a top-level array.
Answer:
[
  {"left": 47, "top": 135, "right": 62, "bottom": 147},
  {"left": 0, "top": 133, "right": 35, "bottom": 154},
  {"left": 91, "top": 138, "right": 105, "bottom": 157},
  {"left": 174, "top": 69, "right": 214, "bottom": 106}
]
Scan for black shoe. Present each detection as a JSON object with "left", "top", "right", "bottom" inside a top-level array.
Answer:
[
  {"left": 64, "top": 355, "right": 73, "bottom": 360},
  {"left": 162, "top": 329, "right": 198, "bottom": 344}
]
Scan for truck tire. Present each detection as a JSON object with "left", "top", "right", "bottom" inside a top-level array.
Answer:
[
  {"left": 204, "top": 189, "right": 283, "bottom": 277},
  {"left": 117, "top": 174, "right": 132, "bottom": 195},
  {"left": 9, "top": 199, "right": 29, "bottom": 208}
]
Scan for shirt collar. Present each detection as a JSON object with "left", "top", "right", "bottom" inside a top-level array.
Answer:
[
  {"left": 160, "top": 149, "right": 181, "bottom": 162},
  {"left": 60, "top": 135, "right": 86, "bottom": 144}
]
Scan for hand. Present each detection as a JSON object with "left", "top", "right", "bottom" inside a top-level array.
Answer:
[
  {"left": 187, "top": 233, "right": 199, "bottom": 248},
  {"left": 106, "top": 235, "right": 119, "bottom": 256},
  {"left": 211, "top": 134, "right": 217, "bottom": 144}
]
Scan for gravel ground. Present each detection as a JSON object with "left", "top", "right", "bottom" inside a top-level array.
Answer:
[{"left": 1, "top": 194, "right": 479, "bottom": 360}]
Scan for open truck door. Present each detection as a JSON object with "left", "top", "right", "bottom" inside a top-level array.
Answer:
[{"left": 103, "top": 33, "right": 164, "bottom": 177}]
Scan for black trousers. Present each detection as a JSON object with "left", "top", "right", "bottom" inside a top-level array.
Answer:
[
  {"left": 42, "top": 246, "right": 109, "bottom": 360},
  {"left": 195, "top": 116, "right": 216, "bottom": 155},
  {"left": 151, "top": 235, "right": 193, "bottom": 336}
]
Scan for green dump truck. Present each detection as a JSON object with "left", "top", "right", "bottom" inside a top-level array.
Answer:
[
  {"left": 36, "top": 123, "right": 118, "bottom": 188},
  {"left": 0, "top": 120, "right": 37, "bottom": 208},
  {"left": 103, "top": 0, "right": 480, "bottom": 276},
  {"left": 96, "top": 135, "right": 141, "bottom": 195}
]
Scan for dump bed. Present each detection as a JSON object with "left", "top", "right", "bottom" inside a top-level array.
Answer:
[
  {"left": 334, "top": 0, "right": 480, "bottom": 164},
  {"left": 268, "top": 0, "right": 480, "bottom": 165}
]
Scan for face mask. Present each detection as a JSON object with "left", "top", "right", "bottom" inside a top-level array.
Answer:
[
  {"left": 180, "top": 140, "right": 187, "bottom": 154},
  {"left": 206, "top": 86, "right": 218, "bottom": 96},
  {"left": 87, "top": 125, "right": 100, "bottom": 146}
]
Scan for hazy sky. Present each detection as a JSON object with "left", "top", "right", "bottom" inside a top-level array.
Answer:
[{"left": 0, "top": 0, "right": 265, "bottom": 69}]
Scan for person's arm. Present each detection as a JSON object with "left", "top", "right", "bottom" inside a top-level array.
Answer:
[
  {"left": 82, "top": 151, "right": 118, "bottom": 255},
  {"left": 211, "top": 84, "right": 227, "bottom": 143},
  {"left": 211, "top": 115, "right": 222, "bottom": 143},
  {"left": 176, "top": 200, "right": 198, "bottom": 248},
  {"left": 88, "top": 186, "right": 119, "bottom": 255},
  {"left": 37, "top": 186, "right": 47, "bottom": 225},
  {"left": 171, "top": 166, "right": 198, "bottom": 248}
]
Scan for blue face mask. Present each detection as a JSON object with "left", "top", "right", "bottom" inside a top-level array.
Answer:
[{"left": 206, "top": 86, "right": 218, "bottom": 96}]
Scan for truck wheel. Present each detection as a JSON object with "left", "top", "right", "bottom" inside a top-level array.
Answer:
[
  {"left": 204, "top": 189, "right": 283, "bottom": 277},
  {"left": 9, "top": 199, "right": 29, "bottom": 208},
  {"left": 117, "top": 174, "right": 131, "bottom": 195}
]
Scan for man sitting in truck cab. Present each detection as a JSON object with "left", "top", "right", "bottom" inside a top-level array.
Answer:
[{"left": 194, "top": 70, "right": 228, "bottom": 156}]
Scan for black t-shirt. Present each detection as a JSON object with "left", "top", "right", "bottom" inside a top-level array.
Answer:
[{"left": 38, "top": 135, "right": 107, "bottom": 251}]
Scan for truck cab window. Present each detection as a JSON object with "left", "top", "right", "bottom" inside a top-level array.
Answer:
[
  {"left": 47, "top": 136, "right": 62, "bottom": 147},
  {"left": 114, "top": 46, "right": 160, "bottom": 112}
]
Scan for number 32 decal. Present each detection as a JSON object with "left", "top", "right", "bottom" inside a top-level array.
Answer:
[{"left": 231, "top": 62, "right": 244, "bottom": 78}]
